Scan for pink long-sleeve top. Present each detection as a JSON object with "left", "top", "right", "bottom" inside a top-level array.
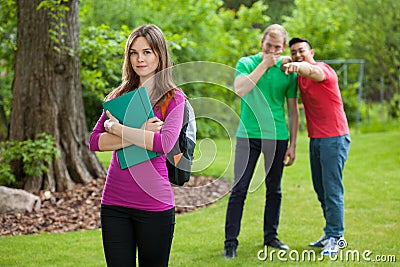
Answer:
[{"left": 89, "top": 89, "right": 185, "bottom": 211}]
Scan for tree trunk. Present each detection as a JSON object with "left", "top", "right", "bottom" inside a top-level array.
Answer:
[
  {"left": 10, "top": 0, "right": 106, "bottom": 192},
  {"left": 0, "top": 94, "right": 7, "bottom": 141}
]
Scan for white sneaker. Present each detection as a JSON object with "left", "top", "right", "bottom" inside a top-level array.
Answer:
[
  {"left": 309, "top": 234, "right": 329, "bottom": 248},
  {"left": 321, "top": 237, "right": 340, "bottom": 256}
]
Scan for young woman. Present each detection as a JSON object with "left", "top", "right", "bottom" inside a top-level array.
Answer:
[{"left": 89, "top": 24, "right": 185, "bottom": 267}]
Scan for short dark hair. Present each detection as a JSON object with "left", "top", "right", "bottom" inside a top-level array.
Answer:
[{"left": 289, "top": 37, "right": 312, "bottom": 49}]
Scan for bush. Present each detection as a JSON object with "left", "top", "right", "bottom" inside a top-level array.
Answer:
[
  {"left": 341, "top": 83, "right": 360, "bottom": 124},
  {"left": 357, "top": 101, "right": 400, "bottom": 133},
  {"left": 0, "top": 133, "right": 59, "bottom": 186},
  {"left": 388, "top": 93, "right": 400, "bottom": 119}
]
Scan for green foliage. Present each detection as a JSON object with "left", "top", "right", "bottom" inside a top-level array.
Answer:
[
  {"left": 283, "top": 0, "right": 354, "bottom": 59},
  {"left": 0, "top": 0, "right": 17, "bottom": 121},
  {"left": 212, "top": 1, "right": 269, "bottom": 62},
  {"left": 80, "top": 24, "right": 126, "bottom": 94},
  {"left": 0, "top": 0, "right": 16, "bottom": 58},
  {"left": 37, "top": 0, "right": 74, "bottom": 55},
  {"left": 358, "top": 119, "right": 400, "bottom": 134},
  {"left": 357, "top": 101, "right": 400, "bottom": 133},
  {"left": 264, "top": 0, "right": 296, "bottom": 24},
  {"left": 340, "top": 82, "right": 359, "bottom": 124},
  {"left": 80, "top": 24, "right": 128, "bottom": 98},
  {"left": 0, "top": 133, "right": 59, "bottom": 186},
  {"left": 388, "top": 93, "right": 400, "bottom": 119},
  {"left": 79, "top": 0, "right": 144, "bottom": 28},
  {"left": 81, "top": 0, "right": 268, "bottom": 67},
  {"left": 79, "top": 24, "right": 130, "bottom": 129},
  {"left": 223, "top": 0, "right": 295, "bottom": 25},
  {"left": 79, "top": 0, "right": 269, "bottom": 67},
  {"left": 196, "top": 119, "right": 227, "bottom": 139},
  {"left": 349, "top": 0, "right": 400, "bottom": 99}
]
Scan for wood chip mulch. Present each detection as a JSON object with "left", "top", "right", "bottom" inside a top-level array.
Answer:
[{"left": 0, "top": 176, "right": 231, "bottom": 236}]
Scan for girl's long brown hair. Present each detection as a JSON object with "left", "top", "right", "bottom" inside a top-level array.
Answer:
[{"left": 107, "top": 24, "right": 176, "bottom": 109}]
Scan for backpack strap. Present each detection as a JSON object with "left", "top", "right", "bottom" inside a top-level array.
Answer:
[{"left": 160, "top": 90, "right": 173, "bottom": 119}]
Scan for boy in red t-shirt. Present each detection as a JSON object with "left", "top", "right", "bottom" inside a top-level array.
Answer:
[{"left": 283, "top": 38, "right": 351, "bottom": 256}]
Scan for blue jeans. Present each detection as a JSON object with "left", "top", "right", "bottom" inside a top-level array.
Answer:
[
  {"left": 225, "top": 138, "right": 288, "bottom": 248},
  {"left": 309, "top": 134, "right": 351, "bottom": 238}
]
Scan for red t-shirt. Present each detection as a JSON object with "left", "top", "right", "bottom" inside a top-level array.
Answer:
[{"left": 298, "top": 62, "right": 349, "bottom": 138}]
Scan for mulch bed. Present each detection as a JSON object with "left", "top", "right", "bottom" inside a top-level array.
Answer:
[{"left": 0, "top": 176, "right": 231, "bottom": 236}]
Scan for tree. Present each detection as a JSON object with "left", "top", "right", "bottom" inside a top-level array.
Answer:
[
  {"left": 283, "top": 0, "right": 354, "bottom": 59},
  {"left": 349, "top": 0, "right": 400, "bottom": 100},
  {"left": 223, "top": 0, "right": 295, "bottom": 25},
  {"left": 9, "top": 0, "right": 105, "bottom": 192},
  {"left": 0, "top": 0, "right": 17, "bottom": 141}
]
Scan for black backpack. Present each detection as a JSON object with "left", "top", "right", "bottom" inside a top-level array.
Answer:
[{"left": 162, "top": 96, "right": 196, "bottom": 186}]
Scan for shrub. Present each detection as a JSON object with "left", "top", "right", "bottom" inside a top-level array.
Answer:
[
  {"left": 388, "top": 93, "right": 400, "bottom": 119},
  {"left": 0, "top": 133, "right": 59, "bottom": 186}
]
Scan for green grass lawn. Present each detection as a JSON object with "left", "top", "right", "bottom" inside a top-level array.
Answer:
[{"left": 1, "top": 130, "right": 399, "bottom": 266}]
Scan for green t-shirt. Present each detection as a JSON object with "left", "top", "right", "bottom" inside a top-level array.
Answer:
[{"left": 236, "top": 53, "right": 298, "bottom": 140}]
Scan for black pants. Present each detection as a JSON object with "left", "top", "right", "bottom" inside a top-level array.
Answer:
[
  {"left": 225, "top": 138, "right": 288, "bottom": 248},
  {"left": 101, "top": 204, "right": 175, "bottom": 267}
]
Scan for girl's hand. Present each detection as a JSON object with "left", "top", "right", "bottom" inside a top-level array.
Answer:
[
  {"left": 142, "top": 117, "right": 164, "bottom": 133},
  {"left": 104, "top": 110, "right": 119, "bottom": 134}
]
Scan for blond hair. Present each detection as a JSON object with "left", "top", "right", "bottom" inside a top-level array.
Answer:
[{"left": 261, "top": 24, "right": 288, "bottom": 44}]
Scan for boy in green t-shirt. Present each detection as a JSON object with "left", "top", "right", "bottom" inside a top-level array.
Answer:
[{"left": 224, "top": 24, "right": 299, "bottom": 259}]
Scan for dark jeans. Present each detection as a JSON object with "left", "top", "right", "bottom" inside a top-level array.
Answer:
[
  {"left": 101, "top": 204, "right": 175, "bottom": 267},
  {"left": 225, "top": 138, "right": 288, "bottom": 248}
]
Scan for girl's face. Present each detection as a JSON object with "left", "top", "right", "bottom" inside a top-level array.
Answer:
[{"left": 129, "top": 36, "right": 159, "bottom": 84}]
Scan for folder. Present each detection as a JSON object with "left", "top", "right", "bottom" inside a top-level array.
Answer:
[{"left": 102, "top": 86, "right": 160, "bottom": 169}]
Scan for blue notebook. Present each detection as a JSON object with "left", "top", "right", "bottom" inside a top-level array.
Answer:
[{"left": 102, "top": 87, "right": 160, "bottom": 169}]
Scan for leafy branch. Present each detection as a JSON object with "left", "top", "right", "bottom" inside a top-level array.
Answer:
[
  {"left": 0, "top": 133, "right": 59, "bottom": 186},
  {"left": 37, "top": 0, "right": 74, "bottom": 55}
]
